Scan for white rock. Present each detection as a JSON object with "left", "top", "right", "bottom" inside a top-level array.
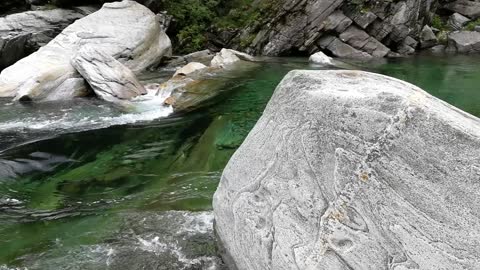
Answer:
[
  {"left": 0, "top": 0, "right": 171, "bottom": 101},
  {"left": 71, "top": 46, "right": 146, "bottom": 103},
  {"left": 308, "top": 51, "right": 333, "bottom": 65},
  {"left": 214, "top": 70, "right": 480, "bottom": 270},
  {"left": 210, "top": 48, "right": 255, "bottom": 68},
  {"left": 173, "top": 62, "right": 207, "bottom": 77}
]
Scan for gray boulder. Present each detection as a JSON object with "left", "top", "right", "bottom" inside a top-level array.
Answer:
[
  {"left": 339, "top": 26, "right": 390, "bottom": 57},
  {"left": 448, "top": 13, "right": 471, "bottom": 30},
  {"left": 214, "top": 70, "right": 480, "bottom": 270},
  {"left": 446, "top": 31, "right": 480, "bottom": 53},
  {"left": 0, "top": 0, "right": 171, "bottom": 101},
  {"left": 476, "top": 25, "right": 480, "bottom": 32},
  {"left": 318, "top": 36, "right": 372, "bottom": 60},
  {"left": 309, "top": 51, "right": 332, "bottom": 65},
  {"left": 0, "top": 8, "right": 94, "bottom": 70},
  {"left": 444, "top": 0, "right": 480, "bottom": 19},
  {"left": 420, "top": 25, "right": 438, "bottom": 49},
  {"left": 71, "top": 46, "right": 146, "bottom": 103}
]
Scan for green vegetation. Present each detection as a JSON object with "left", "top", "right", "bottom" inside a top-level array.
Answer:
[
  {"left": 465, "top": 19, "right": 480, "bottom": 31},
  {"left": 431, "top": 14, "right": 449, "bottom": 31},
  {"left": 161, "top": 0, "right": 275, "bottom": 53}
]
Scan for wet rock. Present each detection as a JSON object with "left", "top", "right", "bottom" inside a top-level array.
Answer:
[
  {"left": 448, "top": 13, "right": 471, "bottom": 30},
  {"left": 309, "top": 51, "right": 332, "bottom": 65},
  {"left": 420, "top": 25, "right": 438, "bottom": 49},
  {"left": 0, "top": 8, "right": 93, "bottom": 70},
  {"left": 476, "top": 26, "right": 480, "bottom": 32},
  {"left": 214, "top": 69, "right": 480, "bottom": 270},
  {"left": 446, "top": 31, "right": 480, "bottom": 53},
  {"left": 444, "top": 0, "right": 480, "bottom": 20},
  {"left": 72, "top": 46, "right": 146, "bottom": 103},
  {"left": 0, "top": 0, "right": 171, "bottom": 101},
  {"left": 173, "top": 62, "right": 207, "bottom": 77}
]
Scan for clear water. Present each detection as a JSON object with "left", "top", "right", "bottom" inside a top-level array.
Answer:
[{"left": 0, "top": 54, "right": 479, "bottom": 269}]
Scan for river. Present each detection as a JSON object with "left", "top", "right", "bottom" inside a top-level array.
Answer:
[{"left": 0, "top": 54, "right": 479, "bottom": 269}]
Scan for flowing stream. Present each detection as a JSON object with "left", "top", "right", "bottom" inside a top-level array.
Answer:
[{"left": 0, "top": 54, "right": 479, "bottom": 269}]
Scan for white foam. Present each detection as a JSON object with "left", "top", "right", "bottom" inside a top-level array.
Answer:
[{"left": 0, "top": 97, "right": 173, "bottom": 133}]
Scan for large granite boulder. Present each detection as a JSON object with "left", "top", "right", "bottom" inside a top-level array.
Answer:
[
  {"left": 446, "top": 31, "right": 480, "bottom": 53},
  {"left": 214, "top": 70, "right": 480, "bottom": 270},
  {"left": 0, "top": 0, "right": 171, "bottom": 101},
  {"left": 71, "top": 46, "right": 146, "bottom": 103},
  {"left": 0, "top": 7, "right": 95, "bottom": 70}
]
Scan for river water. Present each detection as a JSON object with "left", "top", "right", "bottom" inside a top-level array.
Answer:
[{"left": 0, "top": 54, "right": 479, "bottom": 269}]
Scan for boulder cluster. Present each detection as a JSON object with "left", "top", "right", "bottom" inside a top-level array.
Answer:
[{"left": 220, "top": 0, "right": 480, "bottom": 57}]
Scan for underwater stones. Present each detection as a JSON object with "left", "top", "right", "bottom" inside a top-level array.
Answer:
[
  {"left": 72, "top": 46, "right": 146, "bottom": 103},
  {"left": 214, "top": 70, "right": 480, "bottom": 270},
  {"left": 0, "top": 0, "right": 171, "bottom": 101}
]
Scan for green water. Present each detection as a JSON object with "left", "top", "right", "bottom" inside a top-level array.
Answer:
[{"left": 0, "top": 55, "right": 479, "bottom": 269}]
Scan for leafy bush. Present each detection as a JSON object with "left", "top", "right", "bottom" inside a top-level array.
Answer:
[{"left": 465, "top": 19, "right": 480, "bottom": 31}]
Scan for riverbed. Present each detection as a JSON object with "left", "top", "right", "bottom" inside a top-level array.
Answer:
[{"left": 0, "top": 54, "right": 479, "bottom": 269}]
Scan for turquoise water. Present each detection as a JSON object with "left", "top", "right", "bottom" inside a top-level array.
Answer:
[{"left": 0, "top": 55, "right": 479, "bottom": 269}]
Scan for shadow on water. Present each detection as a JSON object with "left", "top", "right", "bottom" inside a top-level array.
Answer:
[{"left": 0, "top": 55, "right": 479, "bottom": 268}]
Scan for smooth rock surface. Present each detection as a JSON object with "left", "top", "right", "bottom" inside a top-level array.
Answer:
[
  {"left": 0, "top": 7, "right": 93, "bottom": 70},
  {"left": 72, "top": 46, "right": 146, "bottom": 103},
  {"left": 214, "top": 70, "right": 480, "bottom": 270},
  {"left": 446, "top": 31, "right": 480, "bottom": 53},
  {"left": 0, "top": 0, "right": 171, "bottom": 101},
  {"left": 308, "top": 51, "right": 332, "bottom": 65},
  {"left": 173, "top": 62, "right": 207, "bottom": 77}
]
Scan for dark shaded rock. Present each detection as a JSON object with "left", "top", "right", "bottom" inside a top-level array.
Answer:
[
  {"left": 339, "top": 26, "right": 390, "bottom": 57},
  {"left": 430, "top": 44, "right": 446, "bottom": 53},
  {"left": 322, "top": 10, "right": 352, "bottom": 33},
  {"left": 318, "top": 35, "right": 372, "bottom": 59},
  {"left": 444, "top": 0, "right": 480, "bottom": 19},
  {"left": 0, "top": 8, "right": 93, "bottom": 70}
]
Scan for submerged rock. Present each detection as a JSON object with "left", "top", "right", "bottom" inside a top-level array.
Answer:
[
  {"left": 0, "top": 0, "right": 171, "bottom": 101},
  {"left": 214, "top": 70, "right": 480, "bottom": 270},
  {"left": 72, "top": 46, "right": 146, "bottom": 103},
  {"left": 0, "top": 7, "right": 94, "bottom": 70},
  {"left": 446, "top": 31, "right": 480, "bottom": 53}
]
